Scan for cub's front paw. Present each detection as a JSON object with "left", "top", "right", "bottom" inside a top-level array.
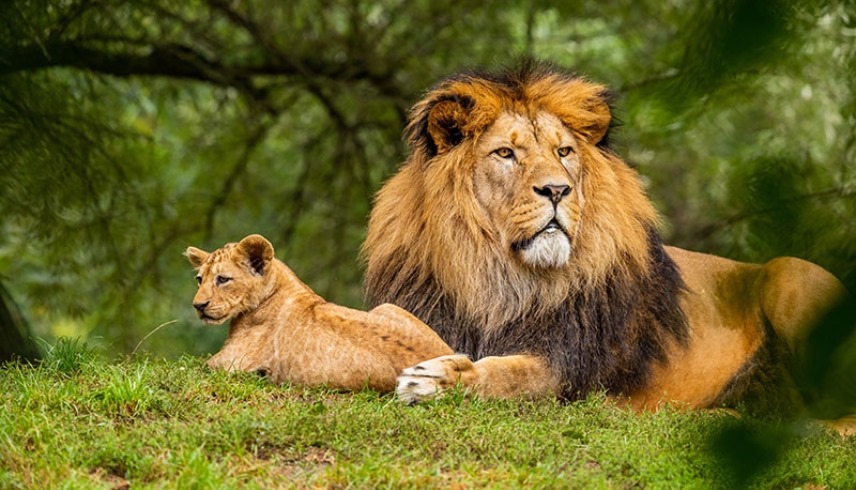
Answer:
[{"left": 396, "top": 354, "right": 475, "bottom": 404}]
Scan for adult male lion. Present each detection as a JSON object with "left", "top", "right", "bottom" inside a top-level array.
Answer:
[{"left": 361, "top": 61, "right": 850, "bottom": 423}]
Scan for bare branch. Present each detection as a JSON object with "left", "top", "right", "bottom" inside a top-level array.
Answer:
[{"left": 0, "top": 40, "right": 233, "bottom": 83}]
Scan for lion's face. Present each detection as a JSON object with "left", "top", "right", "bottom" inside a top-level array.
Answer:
[
  {"left": 363, "top": 62, "right": 659, "bottom": 326},
  {"left": 473, "top": 110, "right": 584, "bottom": 269},
  {"left": 185, "top": 235, "right": 274, "bottom": 325}
]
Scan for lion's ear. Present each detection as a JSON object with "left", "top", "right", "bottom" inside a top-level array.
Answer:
[
  {"left": 407, "top": 93, "right": 476, "bottom": 157},
  {"left": 575, "top": 93, "right": 612, "bottom": 145},
  {"left": 427, "top": 97, "right": 474, "bottom": 154},
  {"left": 185, "top": 247, "right": 209, "bottom": 269},
  {"left": 532, "top": 76, "right": 613, "bottom": 146},
  {"left": 236, "top": 234, "right": 275, "bottom": 276}
]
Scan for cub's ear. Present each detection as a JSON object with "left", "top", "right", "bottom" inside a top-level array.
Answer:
[
  {"left": 236, "top": 234, "right": 274, "bottom": 276},
  {"left": 407, "top": 94, "right": 475, "bottom": 157},
  {"left": 184, "top": 247, "right": 209, "bottom": 269}
]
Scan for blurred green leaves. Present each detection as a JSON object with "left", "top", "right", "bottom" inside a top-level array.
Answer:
[
  {"left": 680, "top": 0, "right": 789, "bottom": 99},
  {"left": 710, "top": 421, "right": 793, "bottom": 486}
]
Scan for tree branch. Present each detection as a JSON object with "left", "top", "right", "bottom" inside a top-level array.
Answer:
[
  {"left": 1, "top": 40, "right": 233, "bottom": 83},
  {"left": 0, "top": 38, "right": 404, "bottom": 102}
]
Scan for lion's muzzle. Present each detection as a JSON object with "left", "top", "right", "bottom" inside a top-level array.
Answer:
[{"left": 534, "top": 183, "right": 571, "bottom": 204}]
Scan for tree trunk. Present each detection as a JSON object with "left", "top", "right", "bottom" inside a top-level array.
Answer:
[{"left": 0, "top": 281, "right": 40, "bottom": 363}]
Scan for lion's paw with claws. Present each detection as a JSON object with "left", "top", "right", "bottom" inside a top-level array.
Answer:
[{"left": 396, "top": 354, "right": 476, "bottom": 404}]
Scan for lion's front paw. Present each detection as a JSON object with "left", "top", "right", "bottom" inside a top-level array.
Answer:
[{"left": 396, "top": 354, "right": 475, "bottom": 404}]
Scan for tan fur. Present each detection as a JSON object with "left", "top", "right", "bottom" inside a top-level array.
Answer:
[
  {"left": 630, "top": 248, "right": 846, "bottom": 409},
  {"left": 185, "top": 234, "right": 453, "bottom": 392},
  {"left": 362, "top": 63, "right": 853, "bottom": 435}
]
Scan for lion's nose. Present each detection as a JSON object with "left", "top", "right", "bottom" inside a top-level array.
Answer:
[
  {"left": 534, "top": 184, "right": 571, "bottom": 204},
  {"left": 194, "top": 301, "right": 209, "bottom": 313}
]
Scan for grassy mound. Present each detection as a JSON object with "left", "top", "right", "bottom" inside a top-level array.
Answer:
[{"left": 1, "top": 340, "right": 853, "bottom": 488}]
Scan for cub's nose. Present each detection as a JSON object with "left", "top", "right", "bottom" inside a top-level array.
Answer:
[
  {"left": 534, "top": 184, "right": 571, "bottom": 204},
  {"left": 193, "top": 301, "right": 210, "bottom": 313}
]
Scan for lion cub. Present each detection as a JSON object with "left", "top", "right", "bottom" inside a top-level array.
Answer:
[{"left": 185, "top": 234, "right": 453, "bottom": 392}]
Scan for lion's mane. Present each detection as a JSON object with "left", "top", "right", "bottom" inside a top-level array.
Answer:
[{"left": 362, "top": 61, "right": 689, "bottom": 399}]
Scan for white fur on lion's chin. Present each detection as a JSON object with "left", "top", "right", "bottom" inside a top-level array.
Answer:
[{"left": 519, "top": 232, "right": 571, "bottom": 268}]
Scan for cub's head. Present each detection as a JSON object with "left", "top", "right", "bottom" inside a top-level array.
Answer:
[
  {"left": 185, "top": 234, "right": 275, "bottom": 324},
  {"left": 363, "top": 61, "right": 660, "bottom": 323}
]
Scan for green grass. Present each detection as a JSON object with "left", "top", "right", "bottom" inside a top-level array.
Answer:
[{"left": 1, "top": 341, "right": 854, "bottom": 489}]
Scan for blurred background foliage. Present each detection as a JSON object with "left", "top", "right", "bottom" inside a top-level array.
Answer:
[{"left": 0, "top": 0, "right": 854, "bottom": 360}]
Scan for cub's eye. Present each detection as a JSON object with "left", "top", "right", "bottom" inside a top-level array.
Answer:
[
  {"left": 195, "top": 276, "right": 202, "bottom": 286},
  {"left": 493, "top": 147, "right": 515, "bottom": 159},
  {"left": 215, "top": 275, "right": 231, "bottom": 286},
  {"left": 557, "top": 146, "right": 573, "bottom": 157}
]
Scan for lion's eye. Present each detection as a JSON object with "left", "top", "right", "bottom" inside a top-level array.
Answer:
[
  {"left": 557, "top": 146, "right": 573, "bottom": 157},
  {"left": 215, "top": 275, "right": 231, "bottom": 286},
  {"left": 493, "top": 147, "right": 515, "bottom": 159},
  {"left": 195, "top": 276, "right": 202, "bottom": 286}
]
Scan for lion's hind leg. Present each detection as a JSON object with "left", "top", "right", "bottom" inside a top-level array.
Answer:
[
  {"left": 759, "top": 257, "right": 847, "bottom": 352},
  {"left": 759, "top": 258, "right": 856, "bottom": 436}
]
